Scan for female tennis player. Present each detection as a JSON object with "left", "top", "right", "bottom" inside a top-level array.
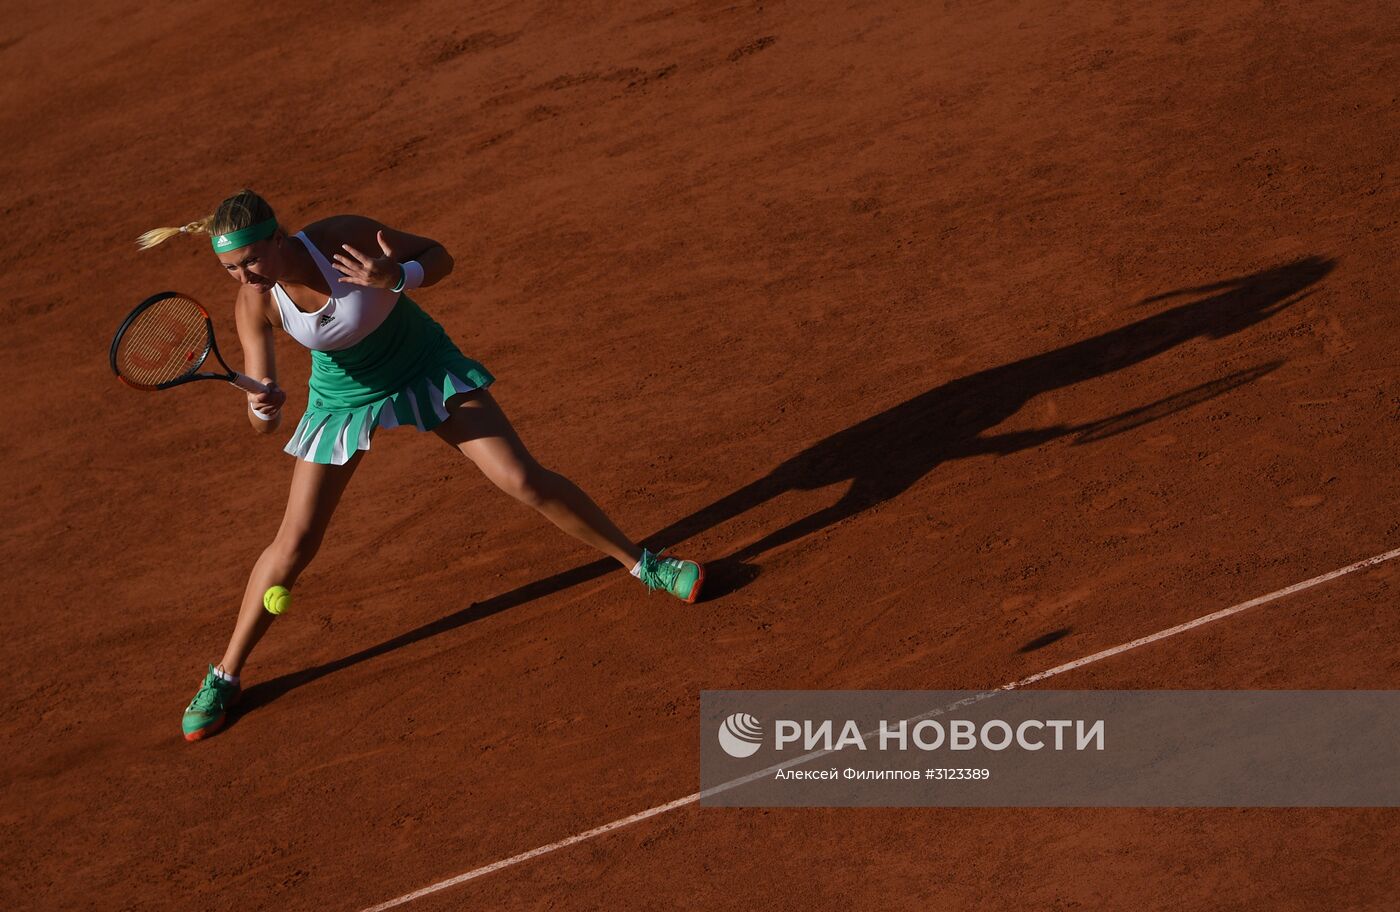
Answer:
[{"left": 139, "top": 189, "right": 704, "bottom": 741}]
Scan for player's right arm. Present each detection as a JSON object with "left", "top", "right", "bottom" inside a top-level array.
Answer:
[{"left": 234, "top": 285, "right": 285, "bottom": 434}]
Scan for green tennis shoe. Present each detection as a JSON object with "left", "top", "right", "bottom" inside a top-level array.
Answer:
[
  {"left": 637, "top": 548, "right": 704, "bottom": 603},
  {"left": 183, "top": 664, "right": 240, "bottom": 742}
]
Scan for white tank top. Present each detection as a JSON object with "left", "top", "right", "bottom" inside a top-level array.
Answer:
[{"left": 272, "top": 231, "right": 399, "bottom": 351}]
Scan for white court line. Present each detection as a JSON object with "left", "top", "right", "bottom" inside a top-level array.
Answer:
[{"left": 360, "top": 545, "right": 1400, "bottom": 912}]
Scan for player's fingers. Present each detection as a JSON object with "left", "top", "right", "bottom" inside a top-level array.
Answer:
[
  {"left": 341, "top": 243, "right": 373, "bottom": 266},
  {"left": 332, "top": 265, "right": 369, "bottom": 283},
  {"left": 377, "top": 230, "right": 393, "bottom": 256}
]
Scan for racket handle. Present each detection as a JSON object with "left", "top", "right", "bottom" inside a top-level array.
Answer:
[{"left": 230, "top": 373, "right": 270, "bottom": 394}]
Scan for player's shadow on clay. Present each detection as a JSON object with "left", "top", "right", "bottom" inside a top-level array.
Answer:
[{"left": 239, "top": 255, "right": 1333, "bottom": 716}]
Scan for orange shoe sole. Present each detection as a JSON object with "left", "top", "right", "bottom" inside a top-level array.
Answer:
[{"left": 183, "top": 689, "right": 240, "bottom": 742}]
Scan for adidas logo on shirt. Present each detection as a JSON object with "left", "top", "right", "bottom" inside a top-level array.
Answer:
[{"left": 318, "top": 313, "right": 335, "bottom": 327}]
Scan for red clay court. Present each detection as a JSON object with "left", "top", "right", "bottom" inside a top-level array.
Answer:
[{"left": 3, "top": 1, "right": 1398, "bottom": 909}]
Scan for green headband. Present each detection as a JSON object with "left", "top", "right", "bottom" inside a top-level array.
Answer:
[{"left": 211, "top": 217, "right": 278, "bottom": 253}]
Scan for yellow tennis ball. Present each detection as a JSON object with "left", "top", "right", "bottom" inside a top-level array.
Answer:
[{"left": 263, "top": 585, "right": 291, "bottom": 616}]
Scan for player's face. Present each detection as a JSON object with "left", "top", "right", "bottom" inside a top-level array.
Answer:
[{"left": 216, "top": 234, "right": 286, "bottom": 290}]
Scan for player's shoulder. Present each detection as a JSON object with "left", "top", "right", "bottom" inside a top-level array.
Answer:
[
  {"left": 235, "top": 280, "right": 275, "bottom": 325},
  {"left": 303, "top": 214, "right": 382, "bottom": 251}
]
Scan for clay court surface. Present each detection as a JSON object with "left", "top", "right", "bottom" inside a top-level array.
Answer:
[{"left": 4, "top": 0, "right": 1399, "bottom": 908}]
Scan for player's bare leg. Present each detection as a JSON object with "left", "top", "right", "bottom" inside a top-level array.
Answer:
[
  {"left": 434, "top": 388, "right": 702, "bottom": 601},
  {"left": 219, "top": 452, "right": 362, "bottom": 674},
  {"left": 183, "top": 453, "right": 361, "bottom": 741}
]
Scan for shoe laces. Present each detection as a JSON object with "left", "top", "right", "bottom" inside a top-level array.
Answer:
[
  {"left": 638, "top": 548, "right": 680, "bottom": 593},
  {"left": 189, "top": 666, "right": 235, "bottom": 712}
]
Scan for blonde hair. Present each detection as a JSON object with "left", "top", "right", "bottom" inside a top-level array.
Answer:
[{"left": 137, "top": 189, "right": 278, "bottom": 250}]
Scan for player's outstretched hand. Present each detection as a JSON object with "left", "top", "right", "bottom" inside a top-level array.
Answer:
[{"left": 332, "top": 231, "right": 401, "bottom": 289}]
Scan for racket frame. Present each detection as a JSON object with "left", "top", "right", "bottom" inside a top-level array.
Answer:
[{"left": 110, "top": 291, "right": 268, "bottom": 394}]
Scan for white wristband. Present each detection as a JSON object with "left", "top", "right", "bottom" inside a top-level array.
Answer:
[
  {"left": 251, "top": 405, "right": 280, "bottom": 421},
  {"left": 396, "top": 259, "right": 425, "bottom": 292}
]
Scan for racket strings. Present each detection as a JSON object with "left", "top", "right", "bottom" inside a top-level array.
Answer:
[{"left": 114, "top": 296, "right": 212, "bottom": 388}]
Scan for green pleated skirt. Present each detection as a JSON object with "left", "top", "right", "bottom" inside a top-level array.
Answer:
[{"left": 284, "top": 294, "right": 495, "bottom": 465}]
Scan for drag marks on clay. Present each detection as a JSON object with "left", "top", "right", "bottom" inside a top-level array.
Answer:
[
  {"left": 525, "top": 104, "right": 561, "bottom": 123},
  {"left": 422, "top": 19, "right": 769, "bottom": 160},
  {"left": 622, "top": 64, "right": 680, "bottom": 91},
  {"left": 631, "top": 8, "right": 677, "bottom": 26},
  {"left": 428, "top": 30, "right": 522, "bottom": 65},
  {"left": 727, "top": 36, "right": 777, "bottom": 62},
  {"left": 420, "top": 26, "right": 680, "bottom": 158},
  {"left": 481, "top": 64, "right": 681, "bottom": 110},
  {"left": 457, "top": 62, "right": 679, "bottom": 155},
  {"left": 299, "top": 746, "right": 398, "bottom": 778},
  {"left": 378, "top": 136, "right": 428, "bottom": 174}
]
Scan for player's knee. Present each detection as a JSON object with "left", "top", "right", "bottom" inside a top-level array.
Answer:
[
  {"left": 496, "top": 461, "right": 550, "bottom": 508},
  {"left": 268, "top": 526, "right": 323, "bottom": 573}
]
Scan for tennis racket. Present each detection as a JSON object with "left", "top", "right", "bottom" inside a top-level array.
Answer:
[{"left": 110, "top": 291, "right": 268, "bottom": 394}]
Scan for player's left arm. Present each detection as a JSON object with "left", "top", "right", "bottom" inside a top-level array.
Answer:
[{"left": 329, "top": 214, "right": 455, "bottom": 289}]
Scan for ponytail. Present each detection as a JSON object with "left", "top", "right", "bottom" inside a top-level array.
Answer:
[
  {"left": 136, "top": 216, "right": 215, "bottom": 250},
  {"left": 136, "top": 190, "right": 277, "bottom": 250}
]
